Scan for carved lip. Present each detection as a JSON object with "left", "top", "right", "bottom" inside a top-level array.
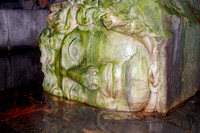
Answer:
[{"left": 101, "top": 63, "right": 113, "bottom": 98}]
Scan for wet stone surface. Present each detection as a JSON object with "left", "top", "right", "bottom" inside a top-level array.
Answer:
[{"left": 0, "top": 83, "right": 200, "bottom": 133}]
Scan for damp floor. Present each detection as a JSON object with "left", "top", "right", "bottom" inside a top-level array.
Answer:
[
  {"left": 0, "top": 48, "right": 200, "bottom": 133},
  {"left": 0, "top": 83, "right": 200, "bottom": 133}
]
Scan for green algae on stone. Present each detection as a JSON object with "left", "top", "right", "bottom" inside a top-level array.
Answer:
[{"left": 40, "top": 0, "right": 200, "bottom": 114}]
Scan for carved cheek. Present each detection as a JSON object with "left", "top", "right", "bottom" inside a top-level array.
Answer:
[{"left": 125, "top": 47, "right": 150, "bottom": 111}]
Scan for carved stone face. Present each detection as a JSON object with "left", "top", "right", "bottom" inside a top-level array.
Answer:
[
  {"left": 59, "top": 27, "right": 150, "bottom": 111},
  {"left": 40, "top": 0, "right": 191, "bottom": 113}
]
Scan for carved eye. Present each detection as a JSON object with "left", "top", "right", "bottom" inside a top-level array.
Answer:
[
  {"left": 61, "top": 33, "right": 84, "bottom": 70},
  {"left": 69, "top": 46, "right": 79, "bottom": 64},
  {"left": 71, "top": 46, "right": 78, "bottom": 57},
  {"left": 69, "top": 38, "right": 83, "bottom": 65}
]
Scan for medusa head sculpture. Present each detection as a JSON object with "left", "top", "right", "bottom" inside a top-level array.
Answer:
[{"left": 40, "top": 0, "right": 200, "bottom": 114}]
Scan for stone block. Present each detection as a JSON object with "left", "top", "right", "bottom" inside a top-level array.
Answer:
[{"left": 39, "top": 0, "right": 200, "bottom": 115}]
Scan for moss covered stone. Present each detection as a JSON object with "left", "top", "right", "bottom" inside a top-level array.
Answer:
[{"left": 40, "top": 0, "right": 200, "bottom": 114}]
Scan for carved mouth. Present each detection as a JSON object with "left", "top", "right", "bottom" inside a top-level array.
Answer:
[{"left": 101, "top": 63, "right": 113, "bottom": 98}]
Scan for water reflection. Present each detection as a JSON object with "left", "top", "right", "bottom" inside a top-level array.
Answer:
[
  {"left": 43, "top": 90, "right": 200, "bottom": 133},
  {"left": 0, "top": 48, "right": 199, "bottom": 132},
  {"left": 0, "top": 84, "right": 200, "bottom": 133},
  {"left": 0, "top": 84, "right": 199, "bottom": 132}
]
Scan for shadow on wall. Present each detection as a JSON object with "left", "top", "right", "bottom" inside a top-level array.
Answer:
[
  {"left": 0, "top": 1, "right": 65, "bottom": 89},
  {"left": 0, "top": 9, "right": 49, "bottom": 51},
  {"left": 0, "top": 48, "right": 44, "bottom": 90},
  {"left": 0, "top": 0, "right": 66, "bottom": 9}
]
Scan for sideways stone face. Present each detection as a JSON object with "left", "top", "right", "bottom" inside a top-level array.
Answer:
[{"left": 39, "top": 0, "right": 200, "bottom": 114}]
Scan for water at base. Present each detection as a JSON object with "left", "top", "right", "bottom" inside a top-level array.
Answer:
[
  {"left": 0, "top": 83, "right": 199, "bottom": 133},
  {"left": 0, "top": 48, "right": 199, "bottom": 133}
]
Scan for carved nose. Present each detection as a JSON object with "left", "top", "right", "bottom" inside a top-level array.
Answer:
[
  {"left": 87, "top": 70, "right": 99, "bottom": 90},
  {"left": 67, "top": 66, "right": 99, "bottom": 91}
]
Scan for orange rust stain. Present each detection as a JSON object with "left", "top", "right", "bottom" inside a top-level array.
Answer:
[
  {"left": 0, "top": 105, "right": 51, "bottom": 121},
  {"left": 39, "top": 0, "right": 47, "bottom": 8},
  {"left": 188, "top": 3, "right": 200, "bottom": 23},
  {"left": 82, "top": 128, "right": 103, "bottom": 133}
]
